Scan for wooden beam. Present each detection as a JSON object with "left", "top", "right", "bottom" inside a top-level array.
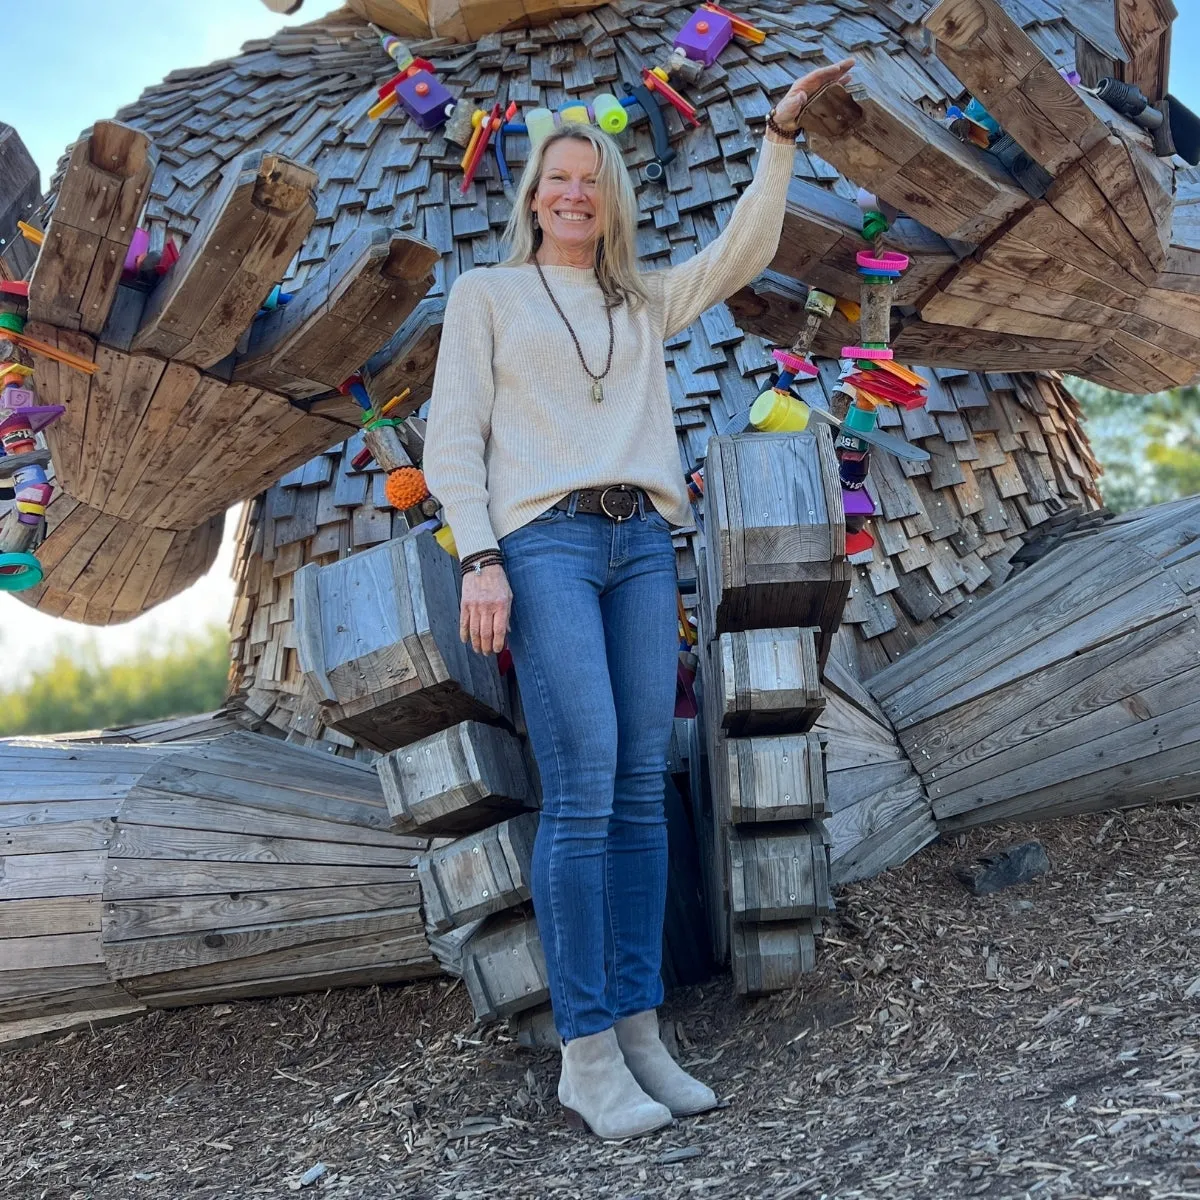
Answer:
[
  {"left": 724, "top": 271, "right": 860, "bottom": 358},
  {"left": 27, "top": 121, "right": 156, "bottom": 335},
  {"left": 891, "top": 321, "right": 1095, "bottom": 372},
  {"left": 234, "top": 227, "right": 438, "bottom": 398},
  {"left": 0, "top": 123, "right": 40, "bottom": 283},
  {"left": 131, "top": 151, "right": 316, "bottom": 368},
  {"left": 1116, "top": 0, "right": 1176, "bottom": 100},
  {"left": 797, "top": 73, "right": 1026, "bottom": 244},
  {"left": 362, "top": 295, "right": 445, "bottom": 416},
  {"left": 773, "top": 178, "right": 957, "bottom": 307},
  {"left": 925, "top": 0, "right": 1109, "bottom": 177}
]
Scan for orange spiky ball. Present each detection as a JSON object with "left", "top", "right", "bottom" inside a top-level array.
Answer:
[{"left": 386, "top": 467, "right": 430, "bottom": 510}]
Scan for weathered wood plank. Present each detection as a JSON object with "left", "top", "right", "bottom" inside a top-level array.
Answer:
[
  {"left": 419, "top": 812, "right": 538, "bottom": 932},
  {"left": 108, "top": 823, "right": 421, "bottom": 868},
  {"left": 28, "top": 121, "right": 156, "bottom": 334},
  {"left": 0, "top": 851, "right": 106, "bottom": 901},
  {"left": 105, "top": 908, "right": 424, "bottom": 980},
  {"left": 731, "top": 920, "right": 818, "bottom": 996},
  {"left": 132, "top": 150, "right": 316, "bottom": 368},
  {"left": 377, "top": 720, "right": 536, "bottom": 835},
  {"left": 710, "top": 627, "right": 825, "bottom": 736},
  {"left": 727, "top": 824, "right": 833, "bottom": 922},
  {"left": 460, "top": 910, "right": 549, "bottom": 1022},
  {"left": 102, "top": 882, "right": 420, "bottom": 942},
  {"left": 104, "top": 857, "right": 418, "bottom": 900},
  {"left": 235, "top": 228, "right": 438, "bottom": 397}
]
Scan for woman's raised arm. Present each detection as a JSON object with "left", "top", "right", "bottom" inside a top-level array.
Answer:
[{"left": 654, "top": 59, "right": 854, "bottom": 340}]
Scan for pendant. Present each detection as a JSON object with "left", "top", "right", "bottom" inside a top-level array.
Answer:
[{"left": 592, "top": 380, "right": 604, "bottom": 403}]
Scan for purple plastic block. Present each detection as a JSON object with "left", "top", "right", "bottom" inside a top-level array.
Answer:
[
  {"left": 0, "top": 404, "right": 65, "bottom": 434},
  {"left": 674, "top": 9, "right": 733, "bottom": 67},
  {"left": 842, "top": 487, "right": 875, "bottom": 517},
  {"left": 396, "top": 71, "right": 453, "bottom": 130}
]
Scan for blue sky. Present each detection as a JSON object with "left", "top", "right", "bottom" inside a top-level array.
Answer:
[{"left": 1, "top": 2, "right": 1197, "bottom": 681}]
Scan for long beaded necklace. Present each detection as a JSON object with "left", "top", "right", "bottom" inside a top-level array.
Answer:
[{"left": 533, "top": 258, "right": 615, "bottom": 403}]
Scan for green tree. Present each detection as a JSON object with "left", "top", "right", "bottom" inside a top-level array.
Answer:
[
  {"left": 1069, "top": 381, "right": 1200, "bottom": 511},
  {"left": 0, "top": 625, "right": 231, "bottom": 737}
]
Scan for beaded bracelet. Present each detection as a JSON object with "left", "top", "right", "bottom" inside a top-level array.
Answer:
[
  {"left": 766, "top": 108, "right": 802, "bottom": 141},
  {"left": 460, "top": 551, "right": 503, "bottom": 577}
]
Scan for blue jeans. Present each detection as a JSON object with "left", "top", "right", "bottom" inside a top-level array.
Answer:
[{"left": 499, "top": 504, "right": 679, "bottom": 1041}]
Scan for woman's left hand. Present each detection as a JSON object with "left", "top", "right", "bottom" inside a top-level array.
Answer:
[{"left": 774, "top": 58, "right": 856, "bottom": 129}]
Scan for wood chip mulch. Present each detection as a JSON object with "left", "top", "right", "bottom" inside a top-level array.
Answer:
[{"left": 2, "top": 804, "right": 1198, "bottom": 1200}]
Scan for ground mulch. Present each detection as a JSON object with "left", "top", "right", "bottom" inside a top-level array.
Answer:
[{"left": 2, "top": 804, "right": 1197, "bottom": 1200}]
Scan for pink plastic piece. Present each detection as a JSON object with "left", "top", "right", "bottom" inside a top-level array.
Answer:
[
  {"left": 772, "top": 349, "right": 820, "bottom": 377},
  {"left": 856, "top": 250, "right": 909, "bottom": 272},
  {"left": 842, "top": 346, "right": 894, "bottom": 361}
]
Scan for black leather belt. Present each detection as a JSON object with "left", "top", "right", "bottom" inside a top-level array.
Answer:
[{"left": 554, "top": 485, "right": 656, "bottom": 522}]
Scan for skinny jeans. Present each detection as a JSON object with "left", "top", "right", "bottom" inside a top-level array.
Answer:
[{"left": 499, "top": 504, "right": 678, "bottom": 1041}]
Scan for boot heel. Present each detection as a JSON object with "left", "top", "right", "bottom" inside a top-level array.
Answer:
[{"left": 561, "top": 1106, "right": 588, "bottom": 1131}]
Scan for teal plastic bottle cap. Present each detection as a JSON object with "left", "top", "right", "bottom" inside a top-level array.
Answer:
[{"left": 843, "top": 404, "right": 878, "bottom": 434}]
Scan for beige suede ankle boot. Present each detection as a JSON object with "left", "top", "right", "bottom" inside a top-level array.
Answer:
[
  {"left": 558, "top": 1027, "right": 673, "bottom": 1140},
  {"left": 614, "top": 1010, "right": 719, "bottom": 1117}
]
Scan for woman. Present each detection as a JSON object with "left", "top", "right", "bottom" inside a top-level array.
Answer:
[{"left": 424, "top": 58, "right": 854, "bottom": 1141}]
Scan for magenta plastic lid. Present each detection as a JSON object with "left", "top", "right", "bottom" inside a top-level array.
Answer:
[
  {"left": 842, "top": 346, "right": 894, "bottom": 361},
  {"left": 772, "top": 349, "right": 820, "bottom": 376},
  {"left": 856, "top": 250, "right": 909, "bottom": 272}
]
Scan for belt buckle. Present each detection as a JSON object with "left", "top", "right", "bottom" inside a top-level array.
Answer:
[{"left": 599, "top": 485, "right": 636, "bottom": 522}]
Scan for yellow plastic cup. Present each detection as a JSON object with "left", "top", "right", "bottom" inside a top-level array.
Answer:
[
  {"left": 593, "top": 93, "right": 628, "bottom": 134},
  {"left": 749, "top": 388, "right": 811, "bottom": 433},
  {"left": 434, "top": 525, "right": 458, "bottom": 557}
]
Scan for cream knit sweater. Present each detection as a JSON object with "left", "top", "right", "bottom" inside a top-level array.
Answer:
[{"left": 423, "top": 136, "right": 796, "bottom": 560}]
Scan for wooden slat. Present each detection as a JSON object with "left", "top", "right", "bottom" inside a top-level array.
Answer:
[
  {"left": 0, "top": 851, "right": 106, "bottom": 901},
  {"left": 104, "top": 857, "right": 418, "bottom": 901},
  {"left": 0, "top": 896, "right": 102, "bottom": 939},
  {"left": 105, "top": 908, "right": 424, "bottom": 981},
  {"left": 797, "top": 72, "right": 1025, "bottom": 244},
  {"left": 235, "top": 228, "right": 438, "bottom": 397},
  {"left": 102, "top": 882, "right": 419, "bottom": 942},
  {"left": 132, "top": 150, "right": 316, "bottom": 367},
  {"left": 362, "top": 295, "right": 445, "bottom": 414},
  {"left": 108, "top": 823, "right": 421, "bottom": 868},
  {"left": 28, "top": 121, "right": 156, "bottom": 334}
]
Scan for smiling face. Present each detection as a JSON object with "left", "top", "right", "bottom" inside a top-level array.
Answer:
[{"left": 532, "top": 137, "right": 606, "bottom": 266}]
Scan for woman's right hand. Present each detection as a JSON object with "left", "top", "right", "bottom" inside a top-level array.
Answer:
[{"left": 460, "top": 563, "right": 512, "bottom": 655}]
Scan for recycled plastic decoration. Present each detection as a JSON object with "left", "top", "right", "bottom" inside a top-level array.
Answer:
[
  {"left": 748, "top": 191, "right": 934, "bottom": 558},
  {"left": 362, "top": 6, "right": 764, "bottom": 190},
  {"left": 0, "top": 361, "right": 64, "bottom": 590}
]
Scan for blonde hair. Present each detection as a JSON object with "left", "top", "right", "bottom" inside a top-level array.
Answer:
[{"left": 502, "top": 123, "right": 648, "bottom": 310}]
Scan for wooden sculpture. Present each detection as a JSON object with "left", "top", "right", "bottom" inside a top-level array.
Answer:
[{"left": 0, "top": 730, "right": 436, "bottom": 1047}]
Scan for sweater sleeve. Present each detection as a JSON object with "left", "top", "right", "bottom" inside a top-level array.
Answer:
[
  {"left": 653, "top": 136, "right": 797, "bottom": 340},
  {"left": 422, "top": 270, "right": 501, "bottom": 559}
]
